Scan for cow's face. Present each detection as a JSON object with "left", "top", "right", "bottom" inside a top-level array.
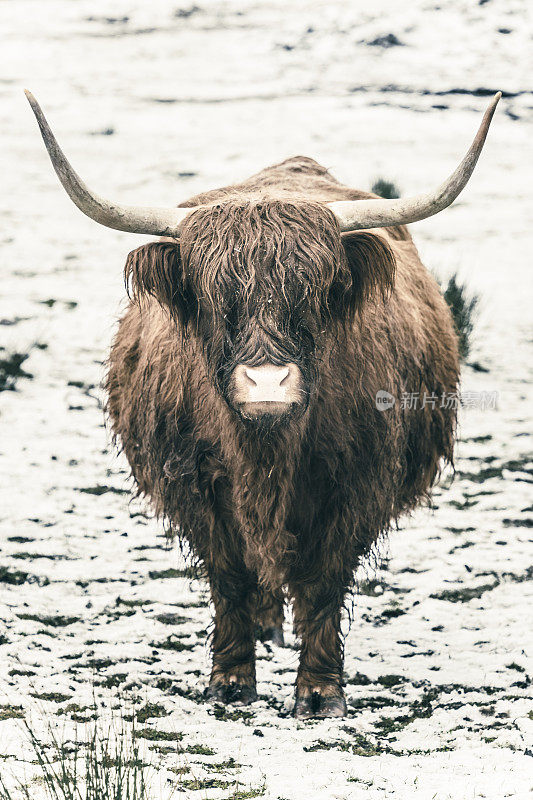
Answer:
[{"left": 125, "top": 201, "right": 395, "bottom": 425}]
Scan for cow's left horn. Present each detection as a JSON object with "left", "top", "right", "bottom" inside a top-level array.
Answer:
[
  {"left": 327, "top": 92, "right": 501, "bottom": 232},
  {"left": 25, "top": 91, "right": 196, "bottom": 237}
]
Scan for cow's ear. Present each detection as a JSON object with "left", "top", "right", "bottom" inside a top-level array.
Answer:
[
  {"left": 124, "top": 242, "right": 193, "bottom": 325},
  {"left": 336, "top": 231, "right": 396, "bottom": 316}
]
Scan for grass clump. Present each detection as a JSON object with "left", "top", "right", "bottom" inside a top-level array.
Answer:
[
  {"left": 0, "top": 568, "right": 49, "bottom": 587},
  {"left": 377, "top": 674, "right": 406, "bottom": 688},
  {"left": 17, "top": 614, "right": 80, "bottom": 628},
  {"left": 155, "top": 613, "right": 189, "bottom": 626},
  {"left": 380, "top": 606, "right": 406, "bottom": 620},
  {"left": 0, "top": 715, "right": 166, "bottom": 800},
  {"left": 179, "top": 778, "right": 230, "bottom": 790},
  {"left": 347, "top": 671, "right": 371, "bottom": 686},
  {"left": 430, "top": 582, "right": 498, "bottom": 603},
  {"left": 178, "top": 777, "right": 265, "bottom": 797},
  {"left": 305, "top": 733, "right": 394, "bottom": 757},
  {"left": 115, "top": 599, "right": 153, "bottom": 609},
  {"left": 371, "top": 178, "right": 401, "bottom": 199},
  {"left": 150, "top": 635, "right": 194, "bottom": 652},
  {"left": 100, "top": 675, "right": 128, "bottom": 690},
  {"left": 506, "top": 663, "right": 525, "bottom": 673},
  {"left": 134, "top": 729, "right": 182, "bottom": 743},
  {"left": 135, "top": 703, "right": 169, "bottom": 724},
  {"left": 441, "top": 274, "right": 479, "bottom": 360},
  {"left": 76, "top": 485, "right": 129, "bottom": 497},
  {"left": 30, "top": 693, "right": 71, "bottom": 704},
  {"left": 147, "top": 568, "right": 191, "bottom": 581},
  {"left": 350, "top": 695, "right": 400, "bottom": 710},
  {"left": 179, "top": 743, "right": 215, "bottom": 756},
  {"left": 208, "top": 758, "right": 240, "bottom": 772},
  {"left": 212, "top": 705, "right": 254, "bottom": 723},
  {"left": 0, "top": 351, "right": 32, "bottom": 392},
  {"left": 0, "top": 706, "right": 24, "bottom": 722},
  {"left": 56, "top": 705, "right": 95, "bottom": 724},
  {"left": 232, "top": 788, "right": 266, "bottom": 799}
]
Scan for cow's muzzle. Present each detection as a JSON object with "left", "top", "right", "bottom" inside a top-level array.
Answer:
[{"left": 230, "top": 363, "right": 304, "bottom": 418}]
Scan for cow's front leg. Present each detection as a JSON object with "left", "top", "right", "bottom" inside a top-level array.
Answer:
[
  {"left": 255, "top": 586, "right": 285, "bottom": 646},
  {"left": 290, "top": 579, "right": 348, "bottom": 719},
  {"left": 204, "top": 563, "right": 258, "bottom": 706}
]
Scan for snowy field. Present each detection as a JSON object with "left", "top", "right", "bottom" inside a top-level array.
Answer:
[{"left": 0, "top": 0, "right": 532, "bottom": 797}]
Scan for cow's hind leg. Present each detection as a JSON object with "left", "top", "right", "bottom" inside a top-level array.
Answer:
[
  {"left": 255, "top": 586, "right": 285, "bottom": 646},
  {"left": 204, "top": 560, "right": 258, "bottom": 706},
  {"left": 289, "top": 577, "right": 349, "bottom": 719}
]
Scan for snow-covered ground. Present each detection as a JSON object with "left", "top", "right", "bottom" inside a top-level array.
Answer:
[{"left": 0, "top": 1, "right": 532, "bottom": 797}]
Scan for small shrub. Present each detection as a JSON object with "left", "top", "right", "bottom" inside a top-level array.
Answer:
[
  {"left": 442, "top": 274, "right": 479, "bottom": 360},
  {"left": 371, "top": 178, "right": 401, "bottom": 199},
  {"left": 367, "top": 33, "right": 404, "bottom": 48},
  {"left": 0, "top": 351, "right": 32, "bottom": 392},
  {"left": 135, "top": 703, "right": 169, "bottom": 723}
]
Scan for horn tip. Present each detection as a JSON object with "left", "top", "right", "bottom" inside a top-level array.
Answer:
[
  {"left": 488, "top": 91, "right": 502, "bottom": 114},
  {"left": 481, "top": 92, "right": 501, "bottom": 129},
  {"left": 24, "top": 89, "right": 38, "bottom": 110}
]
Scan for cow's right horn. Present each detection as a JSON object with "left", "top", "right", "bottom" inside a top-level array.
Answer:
[{"left": 25, "top": 90, "right": 197, "bottom": 237}]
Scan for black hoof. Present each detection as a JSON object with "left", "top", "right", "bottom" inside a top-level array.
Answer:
[
  {"left": 258, "top": 626, "right": 285, "bottom": 647},
  {"left": 292, "top": 695, "right": 315, "bottom": 719},
  {"left": 204, "top": 682, "right": 257, "bottom": 706},
  {"left": 293, "top": 691, "right": 347, "bottom": 719}
]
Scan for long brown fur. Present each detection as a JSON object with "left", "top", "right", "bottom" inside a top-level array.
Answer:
[{"left": 106, "top": 156, "right": 459, "bottom": 710}]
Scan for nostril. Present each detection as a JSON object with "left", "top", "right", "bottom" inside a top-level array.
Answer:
[
  {"left": 244, "top": 368, "right": 258, "bottom": 386},
  {"left": 278, "top": 367, "right": 290, "bottom": 386}
]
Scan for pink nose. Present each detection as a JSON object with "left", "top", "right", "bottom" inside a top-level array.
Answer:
[
  {"left": 245, "top": 365, "right": 289, "bottom": 397},
  {"left": 232, "top": 363, "right": 301, "bottom": 405}
]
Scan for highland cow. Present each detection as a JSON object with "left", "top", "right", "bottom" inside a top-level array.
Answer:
[{"left": 26, "top": 91, "right": 500, "bottom": 718}]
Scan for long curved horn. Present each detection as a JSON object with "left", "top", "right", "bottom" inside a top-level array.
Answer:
[
  {"left": 328, "top": 92, "right": 501, "bottom": 232},
  {"left": 25, "top": 90, "right": 195, "bottom": 237}
]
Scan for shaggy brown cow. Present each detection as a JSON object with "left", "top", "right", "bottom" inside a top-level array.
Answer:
[{"left": 26, "top": 91, "right": 500, "bottom": 718}]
